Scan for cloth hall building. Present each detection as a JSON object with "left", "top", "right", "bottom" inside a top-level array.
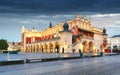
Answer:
[{"left": 21, "top": 15, "right": 107, "bottom": 53}]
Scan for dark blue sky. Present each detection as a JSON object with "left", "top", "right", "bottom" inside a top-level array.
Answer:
[{"left": 0, "top": 0, "right": 120, "bottom": 42}]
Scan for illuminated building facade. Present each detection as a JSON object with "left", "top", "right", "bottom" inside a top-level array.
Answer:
[
  {"left": 21, "top": 15, "right": 107, "bottom": 53},
  {"left": 8, "top": 42, "right": 21, "bottom": 51},
  {"left": 108, "top": 35, "right": 120, "bottom": 49}
]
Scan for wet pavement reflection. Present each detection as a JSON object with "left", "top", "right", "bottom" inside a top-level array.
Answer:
[{"left": 0, "top": 53, "right": 120, "bottom": 75}]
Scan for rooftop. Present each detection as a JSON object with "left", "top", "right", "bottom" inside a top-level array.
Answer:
[{"left": 112, "top": 35, "right": 120, "bottom": 38}]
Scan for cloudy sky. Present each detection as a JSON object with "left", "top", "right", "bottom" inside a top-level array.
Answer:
[{"left": 0, "top": 0, "right": 120, "bottom": 42}]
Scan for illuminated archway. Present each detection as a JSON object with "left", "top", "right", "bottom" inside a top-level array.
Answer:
[
  {"left": 49, "top": 42, "right": 54, "bottom": 53},
  {"left": 32, "top": 45, "right": 35, "bottom": 52},
  {"left": 55, "top": 41, "right": 60, "bottom": 53},
  {"left": 44, "top": 43, "right": 48, "bottom": 53},
  {"left": 89, "top": 41, "right": 94, "bottom": 53},
  {"left": 27, "top": 46, "right": 30, "bottom": 52},
  {"left": 35, "top": 44, "right": 39, "bottom": 52},
  {"left": 29, "top": 45, "right": 32, "bottom": 52},
  {"left": 26, "top": 46, "right": 28, "bottom": 52},
  {"left": 39, "top": 44, "right": 43, "bottom": 53},
  {"left": 82, "top": 40, "right": 88, "bottom": 53}
]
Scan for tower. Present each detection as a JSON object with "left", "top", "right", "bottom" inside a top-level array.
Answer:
[
  {"left": 21, "top": 25, "right": 26, "bottom": 52},
  {"left": 21, "top": 25, "right": 26, "bottom": 43},
  {"left": 59, "top": 22, "right": 72, "bottom": 53},
  {"left": 102, "top": 27, "right": 108, "bottom": 53},
  {"left": 22, "top": 25, "right": 26, "bottom": 33}
]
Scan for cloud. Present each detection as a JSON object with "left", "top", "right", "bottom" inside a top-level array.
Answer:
[
  {"left": 0, "top": 0, "right": 120, "bottom": 41},
  {"left": 19, "top": 21, "right": 31, "bottom": 24},
  {"left": 114, "top": 21, "right": 120, "bottom": 24},
  {"left": 13, "top": 20, "right": 31, "bottom": 24},
  {"left": 90, "top": 14, "right": 120, "bottom": 18},
  {"left": 0, "top": 0, "right": 119, "bottom": 15}
]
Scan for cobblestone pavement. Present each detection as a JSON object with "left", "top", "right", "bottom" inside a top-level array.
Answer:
[{"left": 0, "top": 55, "right": 120, "bottom": 75}]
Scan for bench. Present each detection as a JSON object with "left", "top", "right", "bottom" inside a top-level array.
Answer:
[
  {"left": 0, "top": 59, "right": 24, "bottom": 66},
  {"left": 26, "top": 58, "right": 58, "bottom": 63},
  {"left": 26, "top": 59, "right": 42, "bottom": 63},
  {"left": 105, "top": 53, "right": 118, "bottom": 56}
]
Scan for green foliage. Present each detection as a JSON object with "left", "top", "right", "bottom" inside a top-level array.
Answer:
[
  {"left": 113, "top": 45, "right": 118, "bottom": 50},
  {"left": 107, "top": 46, "right": 111, "bottom": 49},
  {"left": 0, "top": 39, "right": 8, "bottom": 50}
]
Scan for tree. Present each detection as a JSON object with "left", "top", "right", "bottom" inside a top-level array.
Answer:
[
  {"left": 113, "top": 45, "right": 118, "bottom": 49},
  {"left": 0, "top": 39, "right": 9, "bottom": 50},
  {"left": 107, "top": 46, "right": 111, "bottom": 49}
]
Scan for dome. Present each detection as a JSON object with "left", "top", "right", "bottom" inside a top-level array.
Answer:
[
  {"left": 103, "top": 28, "right": 106, "bottom": 34},
  {"left": 63, "top": 22, "right": 69, "bottom": 31}
]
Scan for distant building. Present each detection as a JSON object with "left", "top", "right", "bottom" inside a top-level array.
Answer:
[
  {"left": 21, "top": 14, "right": 108, "bottom": 53},
  {"left": 8, "top": 42, "right": 21, "bottom": 51},
  {"left": 108, "top": 35, "right": 120, "bottom": 49}
]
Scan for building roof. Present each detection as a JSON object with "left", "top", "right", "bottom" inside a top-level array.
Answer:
[
  {"left": 112, "top": 35, "right": 120, "bottom": 38},
  {"left": 72, "top": 34, "right": 82, "bottom": 40},
  {"left": 78, "top": 28, "right": 94, "bottom": 34}
]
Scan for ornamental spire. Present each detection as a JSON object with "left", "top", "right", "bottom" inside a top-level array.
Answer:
[
  {"left": 22, "top": 25, "right": 26, "bottom": 33},
  {"left": 75, "top": 13, "right": 80, "bottom": 20},
  {"left": 49, "top": 21, "right": 52, "bottom": 28},
  {"left": 33, "top": 26, "right": 35, "bottom": 30}
]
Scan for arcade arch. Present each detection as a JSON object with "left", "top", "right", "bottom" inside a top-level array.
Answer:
[
  {"left": 54, "top": 41, "right": 60, "bottom": 53},
  {"left": 49, "top": 42, "right": 54, "bottom": 53}
]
